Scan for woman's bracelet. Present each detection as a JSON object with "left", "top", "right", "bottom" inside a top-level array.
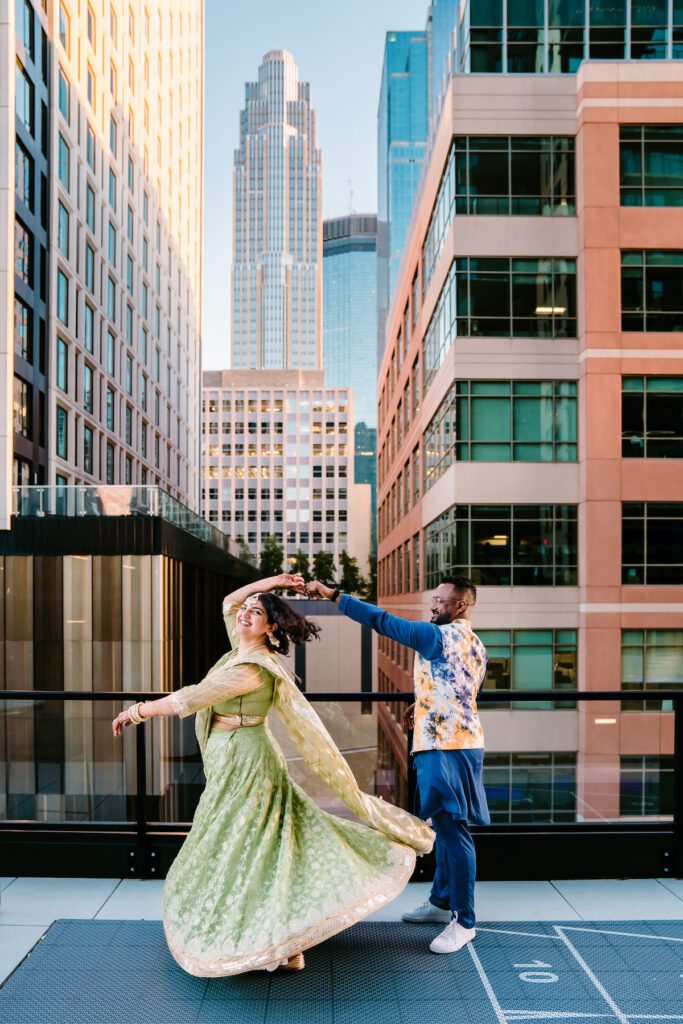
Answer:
[{"left": 128, "top": 702, "right": 149, "bottom": 725}]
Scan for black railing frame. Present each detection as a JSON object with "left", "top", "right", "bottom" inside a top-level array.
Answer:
[{"left": 1, "top": 688, "right": 682, "bottom": 880}]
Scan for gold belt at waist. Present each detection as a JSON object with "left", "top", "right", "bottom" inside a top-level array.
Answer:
[{"left": 212, "top": 712, "right": 266, "bottom": 731}]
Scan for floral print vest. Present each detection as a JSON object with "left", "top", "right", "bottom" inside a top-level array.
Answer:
[{"left": 412, "top": 620, "right": 488, "bottom": 753}]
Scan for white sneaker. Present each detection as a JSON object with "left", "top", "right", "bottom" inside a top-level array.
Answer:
[
  {"left": 429, "top": 918, "right": 476, "bottom": 954},
  {"left": 401, "top": 899, "right": 452, "bottom": 924}
]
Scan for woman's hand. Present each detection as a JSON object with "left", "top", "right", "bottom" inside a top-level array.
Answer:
[
  {"left": 269, "top": 573, "right": 307, "bottom": 593},
  {"left": 112, "top": 708, "right": 133, "bottom": 736}
]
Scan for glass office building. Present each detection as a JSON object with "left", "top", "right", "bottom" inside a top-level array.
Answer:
[
  {"left": 323, "top": 215, "right": 378, "bottom": 547},
  {"left": 231, "top": 50, "right": 322, "bottom": 371},
  {"left": 377, "top": 30, "right": 428, "bottom": 361}
]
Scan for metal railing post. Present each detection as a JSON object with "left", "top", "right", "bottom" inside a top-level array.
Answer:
[
  {"left": 135, "top": 720, "right": 148, "bottom": 878},
  {"left": 674, "top": 695, "right": 683, "bottom": 878}
]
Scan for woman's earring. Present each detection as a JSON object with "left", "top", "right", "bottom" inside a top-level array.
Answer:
[{"left": 269, "top": 631, "right": 280, "bottom": 648}]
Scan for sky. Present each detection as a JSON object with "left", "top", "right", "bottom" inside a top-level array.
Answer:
[{"left": 202, "top": 0, "right": 427, "bottom": 371}]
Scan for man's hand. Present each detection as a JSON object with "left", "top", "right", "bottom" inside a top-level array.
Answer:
[
  {"left": 402, "top": 702, "right": 415, "bottom": 730},
  {"left": 305, "top": 580, "right": 336, "bottom": 600}
]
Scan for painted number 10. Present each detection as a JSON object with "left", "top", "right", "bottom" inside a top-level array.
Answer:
[{"left": 513, "top": 960, "right": 559, "bottom": 983}]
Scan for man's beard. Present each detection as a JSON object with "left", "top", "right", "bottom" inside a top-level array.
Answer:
[{"left": 430, "top": 611, "right": 451, "bottom": 626}]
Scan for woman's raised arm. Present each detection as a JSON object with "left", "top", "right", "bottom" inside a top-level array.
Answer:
[{"left": 224, "top": 573, "right": 306, "bottom": 609}]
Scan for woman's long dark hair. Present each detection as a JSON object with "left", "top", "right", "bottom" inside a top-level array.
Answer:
[{"left": 257, "top": 593, "right": 320, "bottom": 657}]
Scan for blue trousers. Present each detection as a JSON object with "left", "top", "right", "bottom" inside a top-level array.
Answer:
[{"left": 428, "top": 811, "right": 477, "bottom": 929}]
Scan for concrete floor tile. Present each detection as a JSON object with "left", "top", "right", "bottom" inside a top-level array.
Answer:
[
  {"left": 0, "top": 879, "right": 16, "bottom": 893},
  {"left": 0, "top": 925, "right": 47, "bottom": 984},
  {"left": 475, "top": 880, "right": 581, "bottom": 920},
  {"left": 0, "top": 877, "right": 120, "bottom": 926},
  {"left": 94, "top": 879, "right": 164, "bottom": 919},
  {"left": 551, "top": 878, "right": 683, "bottom": 919},
  {"left": 657, "top": 877, "right": 683, "bottom": 905},
  {"left": 364, "top": 881, "right": 432, "bottom": 922}
]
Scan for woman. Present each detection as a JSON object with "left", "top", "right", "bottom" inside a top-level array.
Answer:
[{"left": 112, "top": 573, "right": 433, "bottom": 976}]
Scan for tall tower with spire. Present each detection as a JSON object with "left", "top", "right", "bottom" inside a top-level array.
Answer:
[{"left": 231, "top": 50, "right": 322, "bottom": 370}]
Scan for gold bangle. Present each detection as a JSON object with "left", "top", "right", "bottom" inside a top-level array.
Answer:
[{"left": 128, "top": 702, "right": 148, "bottom": 725}]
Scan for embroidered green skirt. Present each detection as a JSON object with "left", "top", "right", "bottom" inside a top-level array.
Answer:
[{"left": 163, "top": 723, "right": 414, "bottom": 976}]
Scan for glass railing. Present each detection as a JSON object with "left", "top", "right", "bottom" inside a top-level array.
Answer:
[
  {"left": 1, "top": 689, "right": 681, "bottom": 879},
  {"left": 11, "top": 485, "right": 250, "bottom": 562}
]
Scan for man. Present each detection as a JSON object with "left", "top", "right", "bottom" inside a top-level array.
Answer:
[{"left": 305, "top": 575, "right": 489, "bottom": 955}]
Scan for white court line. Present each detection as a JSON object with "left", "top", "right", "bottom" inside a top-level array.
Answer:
[
  {"left": 477, "top": 927, "right": 564, "bottom": 940},
  {"left": 468, "top": 942, "right": 508, "bottom": 1024},
  {"left": 554, "top": 926, "right": 629, "bottom": 1024},
  {"left": 504, "top": 1013, "right": 613, "bottom": 1019},
  {"left": 562, "top": 925, "right": 683, "bottom": 944}
]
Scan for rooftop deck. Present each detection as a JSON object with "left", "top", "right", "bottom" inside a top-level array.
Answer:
[{"left": 1, "top": 878, "right": 682, "bottom": 1023}]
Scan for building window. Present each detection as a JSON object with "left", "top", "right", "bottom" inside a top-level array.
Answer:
[
  {"left": 57, "top": 337, "right": 68, "bottom": 391},
  {"left": 479, "top": 629, "right": 577, "bottom": 709},
  {"left": 126, "top": 354, "right": 133, "bottom": 395},
  {"left": 87, "top": 4, "right": 95, "bottom": 47},
  {"left": 16, "top": 0, "right": 34, "bottom": 58},
  {"left": 110, "top": 116, "right": 117, "bottom": 156},
  {"left": 59, "top": 1, "right": 70, "bottom": 53},
  {"left": 57, "top": 270, "right": 68, "bottom": 325},
  {"left": 83, "top": 425, "right": 93, "bottom": 473},
  {"left": 423, "top": 257, "right": 577, "bottom": 394},
  {"left": 108, "top": 277, "right": 116, "bottom": 321},
  {"left": 14, "top": 296, "right": 32, "bottom": 361},
  {"left": 86, "top": 65, "right": 95, "bottom": 109},
  {"left": 83, "top": 363, "right": 93, "bottom": 413},
  {"left": 108, "top": 221, "right": 116, "bottom": 265},
  {"left": 620, "top": 126, "right": 683, "bottom": 207},
  {"left": 85, "top": 244, "right": 94, "bottom": 292},
  {"left": 86, "top": 185, "right": 95, "bottom": 232},
  {"left": 84, "top": 304, "right": 94, "bottom": 353},
  {"left": 57, "top": 201, "right": 69, "bottom": 258},
  {"left": 15, "top": 60, "right": 34, "bottom": 134},
  {"left": 422, "top": 137, "right": 576, "bottom": 295},
  {"left": 14, "top": 219, "right": 32, "bottom": 285},
  {"left": 87, "top": 124, "right": 95, "bottom": 170},
  {"left": 622, "top": 502, "right": 683, "bottom": 584},
  {"left": 424, "top": 380, "right": 577, "bottom": 490},
  {"left": 127, "top": 255, "right": 133, "bottom": 292},
  {"left": 621, "top": 629, "right": 683, "bottom": 712},
  {"left": 484, "top": 753, "right": 577, "bottom": 824},
  {"left": 56, "top": 406, "right": 68, "bottom": 459},
  {"left": 58, "top": 66, "right": 69, "bottom": 122},
  {"left": 109, "top": 168, "right": 117, "bottom": 211},
  {"left": 106, "top": 442, "right": 115, "bottom": 484},
  {"left": 13, "top": 376, "right": 31, "bottom": 439},
  {"left": 106, "top": 386, "right": 114, "bottom": 430},
  {"left": 107, "top": 331, "right": 115, "bottom": 375},
  {"left": 15, "top": 140, "right": 33, "bottom": 209},
  {"left": 58, "top": 134, "right": 69, "bottom": 189},
  {"left": 125, "top": 405, "right": 132, "bottom": 445},
  {"left": 620, "top": 756, "right": 673, "bottom": 818},
  {"left": 125, "top": 455, "right": 132, "bottom": 484},
  {"left": 424, "top": 503, "right": 578, "bottom": 590},
  {"left": 622, "top": 376, "right": 683, "bottom": 458},
  {"left": 622, "top": 251, "right": 683, "bottom": 332}
]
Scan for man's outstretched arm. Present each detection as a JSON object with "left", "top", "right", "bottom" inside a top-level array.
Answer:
[{"left": 306, "top": 582, "right": 442, "bottom": 661}]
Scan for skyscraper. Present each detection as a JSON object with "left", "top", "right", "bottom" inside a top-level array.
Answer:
[
  {"left": 323, "top": 214, "right": 378, "bottom": 548},
  {"left": 376, "top": 30, "right": 428, "bottom": 363},
  {"left": 231, "top": 50, "right": 322, "bottom": 371},
  {"left": 2, "top": 0, "right": 204, "bottom": 530}
]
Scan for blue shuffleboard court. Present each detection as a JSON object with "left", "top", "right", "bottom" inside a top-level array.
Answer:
[
  {"left": 0, "top": 919, "right": 682, "bottom": 1022},
  {"left": 469, "top": 920, "right": 683, "bottom": 1023}
]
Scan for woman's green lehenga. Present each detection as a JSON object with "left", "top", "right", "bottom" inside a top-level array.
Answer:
[{"left": 162, "top": 601, "right": 434, "bottom": 977}]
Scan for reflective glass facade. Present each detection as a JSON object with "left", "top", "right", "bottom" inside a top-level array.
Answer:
[
  {"left": 377, "top": 30, "right": 428, "bottom": 359},
  {"left": 456, "top": 0, "right": 683, "bottom": 73},
  {"left": 323, "top": 215, "right": 378, "bottom": 546}
]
